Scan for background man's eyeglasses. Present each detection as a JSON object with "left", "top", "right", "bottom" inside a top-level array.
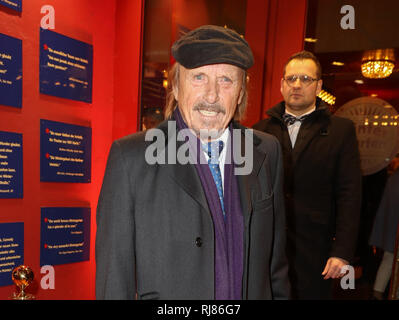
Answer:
[{"left": 283, "top": 75, "right": 319, "bottom": 87}]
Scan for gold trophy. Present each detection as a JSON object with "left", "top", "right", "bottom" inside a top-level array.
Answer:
[{"left": 11, "top": 265, "right": 35, "bottom": 300}]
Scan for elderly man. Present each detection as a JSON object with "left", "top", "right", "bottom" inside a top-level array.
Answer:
[
  {"left": 95, "top": 25, "right": 290, "bottom": 300},
  {"left": 254, "top": 51, "right": 362, "bottom": 299}
]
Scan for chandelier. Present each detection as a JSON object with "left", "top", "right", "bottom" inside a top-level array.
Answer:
[{"left": 361, "top": 49, "right": 395, "bottom": 79}]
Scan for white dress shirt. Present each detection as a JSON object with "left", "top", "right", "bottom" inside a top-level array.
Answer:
[{"left": 285, "top": 107, "right": 316, "bottom": 147}]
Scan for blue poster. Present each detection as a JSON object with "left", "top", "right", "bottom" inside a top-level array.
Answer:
[
  {"left": 40, "top": 119, "right": 91, "bottom": 183},
  {"left": 0, "top": 131, "right": 23, "bottom": 198},
  {"left": 0, "top": 0, "right": 22, "bottom": 12},
  {"left": 39, "top": 29, "right": 93, "bottom": 103},
  {"left": 0, "top": 33, "right": 22, "bottom": 108},
  {"left": 0, "top": 223, "right": 24, "bottom": 286},
  {"left": 40, "top": 207, "right": 90, "bottom": 266}
]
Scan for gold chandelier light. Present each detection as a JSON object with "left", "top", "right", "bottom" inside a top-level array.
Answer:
[{"left": 361, "top": 49, "right": 395, "bottom": 79}]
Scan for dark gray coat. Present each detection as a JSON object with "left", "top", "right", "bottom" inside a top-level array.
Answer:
[
  {"left": 253, "top": 100, "right": 362, "bottom": 299},
  {"left": 95, "top": 119, "right": 290, "bottom": 300},
  {"left": 369, "top": 169, "right": 399, "bottom": 253}
]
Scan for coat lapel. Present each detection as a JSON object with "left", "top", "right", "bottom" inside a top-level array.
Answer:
[
  {"left": 154, "top": 120, "right": 266, "bottom": 219},
  {"left": 233, "top": 123, "right": 266, "bottom": 225},
  {"left": 265, "top": 100, "right": 331, "bottom": 167},
  {"left": 292, "top": 113, "right": 329, "bottom": 165},
  {"left": 157, "top": 120, "right": 210, "bottom": 212},
  {"left": 233, "top": 123, "right": 266, "bottom": 299}
]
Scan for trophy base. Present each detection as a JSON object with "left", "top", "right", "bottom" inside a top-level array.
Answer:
[{"left": 11, "top": 292, "right": 35, "bottom": 300}]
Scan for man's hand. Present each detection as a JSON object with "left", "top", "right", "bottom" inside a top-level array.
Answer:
[{"left": 321, "top": 257, "right": 349, "bottom": 279}]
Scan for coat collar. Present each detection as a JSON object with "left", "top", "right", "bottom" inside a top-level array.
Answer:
[
  {"left": 156, "top": 118, "right": 209, "bottom": 212},
  {"left": 155, "top": 117, "right": 266, "bottom": 218},
  {"left": 266, "top": 98, "right": 330, "bottom": 123},
  {"left": 266, "top": 98, "right": 331, "bottom": 165}
]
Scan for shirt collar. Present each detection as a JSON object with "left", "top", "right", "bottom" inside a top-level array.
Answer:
[
  {"left": 201, "top": 128, "right": 229, "bottom": 161},
  {"left": 285, "top": 105, "right": 316, "bottom": 117}
]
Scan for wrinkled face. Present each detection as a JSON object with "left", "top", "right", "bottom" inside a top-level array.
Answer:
[
  {"left": 174, "top": 63, "right": 244, "bottom": 138},
  {"left": 281, "top": 59, "right": 322, "bottom": 114}
]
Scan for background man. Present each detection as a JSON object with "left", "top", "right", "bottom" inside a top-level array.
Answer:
[
  {"left": 254, "top": 50, "right": 362, "bottom": 299},
  {"left": 369, "top": 166, "right": 399, "bottom": 299},
  {"left": 96, "top": 25, "right": 290, "bottom": 300}
]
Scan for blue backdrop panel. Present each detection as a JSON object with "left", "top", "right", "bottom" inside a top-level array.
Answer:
[
  {"left": 0, "top": 222, "right": 24, "bottom": 286},
  {"left": 0, "top": 131, "right": 23, "bottom": 198},
  {"left": 0, "top": 0, "right": 22, "bottom": 12},
  {"left": 40, "top": 119, "right": 91, "bottom": 183},
  {"left": 0, "top": 33, "right": 22, "bottom": 108},
  {"left": 40, "top": 207, "right": 90, "bottom": 266},
  {"left": 39, "top": 28, "right": 93, "bottom": 103}
]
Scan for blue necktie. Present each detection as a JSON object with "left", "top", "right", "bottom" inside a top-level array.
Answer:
[{"left": 202, "top": 141, "right": 225, "bottom": 217}]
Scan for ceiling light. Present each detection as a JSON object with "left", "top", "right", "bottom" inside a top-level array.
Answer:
[
  {"left": 332, "top": 61, "right": 345, "bottom": 66},
  {"left": 361, "top": 49, "right": 395, "bottom": 79},
  {"left": 317, "top": 89, "right": 336, "bottom": 105}
]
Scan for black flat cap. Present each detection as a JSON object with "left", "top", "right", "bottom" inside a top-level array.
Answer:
[{"left": 171, "top": 25, "right": 254, "bottom": 70}]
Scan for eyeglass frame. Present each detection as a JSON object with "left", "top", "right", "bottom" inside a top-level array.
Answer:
[{"left": 282, "top": 74, "right": 320, "bottom": 87}]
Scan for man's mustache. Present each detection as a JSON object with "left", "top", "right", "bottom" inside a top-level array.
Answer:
[{"left": 193, "top": 102, "right": 226, "bottom": 114}]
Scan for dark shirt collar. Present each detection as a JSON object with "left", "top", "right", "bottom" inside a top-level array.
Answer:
[{"left": 266, "top": 98, "right": 330, "bottom": 122}]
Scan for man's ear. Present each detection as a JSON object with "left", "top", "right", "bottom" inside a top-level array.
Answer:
[
  {"left": 237, "top": 86, "right": 244, "bottom": 105},
  {"left": 316, "top": 79, "right": 323, "bottom": 96}
]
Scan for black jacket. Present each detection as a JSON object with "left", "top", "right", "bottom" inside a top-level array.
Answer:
[
  {"left": 369, "top": 168, "right": 399, "bottom": 253},
  {"left": 254, "top": 100, "right": 362, "bottom": 298}
]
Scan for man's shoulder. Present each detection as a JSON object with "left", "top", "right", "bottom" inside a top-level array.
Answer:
[
  {"left": 330, "top": 114, "right": 355, "bottom": 126},
  {"left": 251, "top": 127, "right": 281, "bottom": 154},
  {"left": 252, "top": 118, "right": 272, "bottom": 131},
  {"left": 113, "top": 120, "right": 169, "bottom": 151},
  {"left": 253, "top": 103, "right": 284, "bottom": 132},
  {"left": 234, "top": 121, "right": 278, "bottom": 144},
  {"left": 252, "top": 127, "right": 278, "bottom": 142},
  {"left": 113, "top": 131, "right": 148, "bottom": 152},
  {"left": 328, "top": 114, "right": 357, "bottom": 134}
]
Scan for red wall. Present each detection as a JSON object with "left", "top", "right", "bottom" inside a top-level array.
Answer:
[
  {"left": 243, "top": 0, "right": 307, "bottom": 127},
  {"left": 0, "top": 0, "right": 143, "bottom": 300},
  {"left": 113, "top": 0, "right": 144, "bottom": 140}
]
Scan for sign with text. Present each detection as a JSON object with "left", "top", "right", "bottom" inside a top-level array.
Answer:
[
  {"left": 40, "top": 119, "right": 91, "bottom": 183},
  {"left": 0, "top": 33, "right": 22, "bottom": 108},
  {"left": 40, "top": 207, "right": 90, "bottom": 266},
  {"left": 0, "top": 131, "right": 23, "bottom": 198},
  {"left": 0, "top": 222, "right": 24, "bottom": 286},
  {"left": 0, "top": 0, "right": 22, "bottom": 12},
  {"left": 39, "top": 29, "right": 93, "bottom": 103}
]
